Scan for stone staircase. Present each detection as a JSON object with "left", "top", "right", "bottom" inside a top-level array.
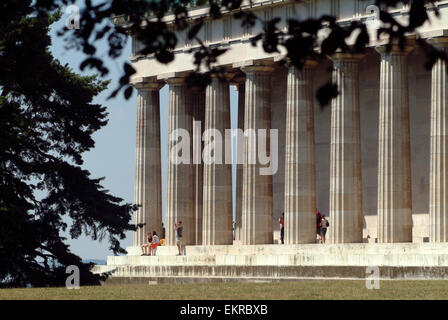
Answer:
[{"left": 92, "top": 243, "right": 448, "bottom": 283}]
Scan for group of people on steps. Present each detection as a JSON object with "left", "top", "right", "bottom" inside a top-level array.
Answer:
[{"left": 141, "top": 212, "right": 329, "bottom": 256}]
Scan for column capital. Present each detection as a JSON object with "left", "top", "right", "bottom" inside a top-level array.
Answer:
[
  {"left": 157, "top": 71, "right": 191, "bottom": 86},
  {"left": 164, "top": 77, "right": 187, "bottom": 86},
  {"left": 427, "top": 36, "right": 448, "bottom": 50},
  {"left": 241, "top": 65, "right": 275, "bottom": 74},
  {"left": 210, "top": 71, "right": 235, "bottom": 82},
  {"left": 330, "top": 52, "right": 365, "bottom": 63},
  {"left": 375, "top": 42, "right": 415, "bottom": 56},
  {"left": 233, "top": 59, "right": 275, "bottom": 74},
  {"left": 287, "top": 59, "right": 319, "bottom": 72},
  {"left": 131, "top": 76, "right": 164, "bottom": 91},
  {"left": 230, "top": 73, "right": 246, "bottom": 86}
]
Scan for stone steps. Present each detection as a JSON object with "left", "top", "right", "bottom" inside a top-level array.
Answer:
[
  {"left": 104, "top": 276, "right": 359, "bottom": 285},
  {"left": 107, "top": 252, "right": 448, "bottom": 267},
  {"left": 95, "top": 265, "right": 448, "bottom": 284},
  {"left": 92, "top": 243, "right": 448, "bottom": 283},
  {"left": 107, "top": 255, "right": 216, "bottom": 266}
]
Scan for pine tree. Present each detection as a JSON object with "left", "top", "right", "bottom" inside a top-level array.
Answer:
[{"left": 0, "top": 6, "right": 135, "bottom": 287}]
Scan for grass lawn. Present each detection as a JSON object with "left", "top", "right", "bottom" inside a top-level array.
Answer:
[{"left": 0, "top": 280, "right": 448, "bottom": 300}]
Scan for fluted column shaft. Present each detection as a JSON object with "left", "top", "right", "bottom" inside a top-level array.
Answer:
[
  {"left": 429, "top": 38, "right": 448, "bottom": 242},
  {"left": 241, "top": 65, "right": 274, "bottom": 244},
  {"left": 329, "top": 54, "right": 363, "bottom": 243},
  {"left": 284, "top": 63, "right": 317, "bottom": 244},
  {"left": 166, "top": 78, "right": 195, "bottom": 246},
  {"left": 192, "top": 88, "right": 205, "bottom": 245},
  {"left": 202, "top": 76, "right": 233, "bottom": 245},
  {"left": 235, "top": 81, "right": 245, "bottom": 242},
  {"left": 377, "top": 45, "right": 413, "bottom": 243},
  {"left": 133, "top": 82, "right": 163, "bottom": 246}
]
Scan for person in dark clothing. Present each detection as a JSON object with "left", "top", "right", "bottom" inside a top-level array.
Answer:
[
  {"left": 316, "top": 210, "right": 323, "bottom": 243},
  {"left": 279, "top": 212, "right": 285, "bottom": 244},
  {"left": 320, "top": 214, "right": 329, "bottom": 244},
  {"left": 174, "top": 221, "right": 183, "bottom": 256}
]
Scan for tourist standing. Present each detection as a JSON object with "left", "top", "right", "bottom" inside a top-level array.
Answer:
[
  {"left": 141, "top": 231, "right": 152, "bottom": 256},
  {"left": 279, "top": 213, "right": 285, "bottom": 244},
  {"left": 174, "top": 221, "right": 183, "bottom": 256},
  {"left": 320, "top": 214, "right": 329, "bottom": 244},
  {"left": 316, "top": 210, "right": 322, "bottom": 243}
]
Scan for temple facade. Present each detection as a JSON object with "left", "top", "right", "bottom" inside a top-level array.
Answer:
[{"left": 128, "top": 0, "right": 448, "bottom": 247}]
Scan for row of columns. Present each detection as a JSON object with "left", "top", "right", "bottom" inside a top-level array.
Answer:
[{"left": 132, "top": 38, "right": 448, "bottom": 246}]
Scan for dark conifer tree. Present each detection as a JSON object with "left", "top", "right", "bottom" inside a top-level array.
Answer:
[{"left": 0, "top": 6, "right": 135, "bottom": 287}]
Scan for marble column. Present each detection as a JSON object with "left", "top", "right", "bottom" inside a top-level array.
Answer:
[
  {"left": 133, "top": 81, "right": 163, "bottom": 246},
  {"left": 429, "top": 38, "right": 448, "bottom": 242},
  {"left": 241, "top": 64, "right": 274, "bottom": 245},
  {"left": 192, "top": 87, "right": 205, "bottom": 245},
  {"left": 284, "top": 62, "right": 317, "bottom": 244},
  {"left": 165, "top": 77, "right": 195, "bottom": 246},
  {"left": 235, "top": 80, "right": 245, "bottom": 243},
  {"left": 329, "top": 53, "right": 364, "bottom": 243},
  {"left": 376, "top": 44, "right": 413, "bottom": 243},
  {"left": 202, "top": 75, "right": 233, "bottom": 245}
]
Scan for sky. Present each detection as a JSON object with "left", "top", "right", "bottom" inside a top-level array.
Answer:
[{"left": 50, "top": 5, "right": 239, "bottom": 260}]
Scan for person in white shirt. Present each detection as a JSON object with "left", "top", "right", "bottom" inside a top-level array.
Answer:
[{"left": 320, "top": 215, "right": 329, "bottom": 244}]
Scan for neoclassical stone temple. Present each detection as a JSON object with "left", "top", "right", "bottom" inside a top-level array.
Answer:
[
  {"left": 92, "top": 0, "right": 448, "bottom": 283},
  {"left": 128, "top": 0, "right": 448, "bottom": 247}
]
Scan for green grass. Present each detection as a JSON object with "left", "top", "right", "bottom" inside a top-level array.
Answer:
[{"left": 1, "top": 280, "right": 448, "bottom": 300}]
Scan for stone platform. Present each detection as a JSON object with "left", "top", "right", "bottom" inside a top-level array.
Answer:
[{"left": 92, "top": 243, "right": 448, "bottom": 283}]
